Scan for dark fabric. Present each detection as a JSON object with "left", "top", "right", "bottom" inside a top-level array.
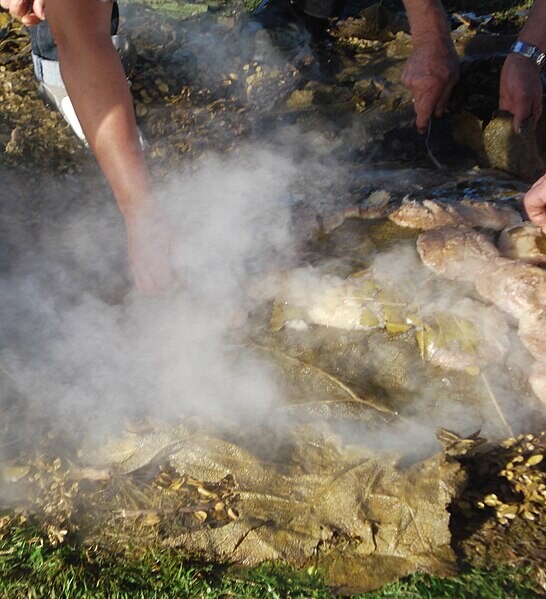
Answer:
[
  {"left": 291, "top": 0, "right": 344, "bottom": 19},
  {"left": 30, "top": 2, "right": 119, "bottom": 60},
  {"left": 252, "top": 0, "right": 300, "bottom": 29}
]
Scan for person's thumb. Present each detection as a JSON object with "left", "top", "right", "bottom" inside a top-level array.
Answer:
[
  {"left": 524, "top": 192, "right": 546, "bottom": 227},
  {"left": 33, "top": 0, "right": 45, "bottom": 20}
]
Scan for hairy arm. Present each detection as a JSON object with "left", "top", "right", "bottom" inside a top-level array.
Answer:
[
  {"left": 401, "top": 0, "right": 459, "bottom": 132},
  {"left": 499, "top": 0, "right": 546, "bottom": 133}
]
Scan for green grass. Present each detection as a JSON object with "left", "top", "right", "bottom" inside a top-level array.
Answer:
[{"left": 0, "top": 522, "right": 542, "bottom": 598}]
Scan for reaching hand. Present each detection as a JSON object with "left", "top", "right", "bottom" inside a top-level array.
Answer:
[
  {"left": 499, "top": 54, "right": 543, "bottom": 134},
  {"left": 401, "top": 38, "right": 459, "bottom": 133},
  {"left": 524, "top": 173, "right": 546, "bottom": 232},
  {"left": 124, "top": 202, "right": 178, "bottom": 296},
  {"left": 0, "top": 0, "right": 45, "bottom": 25}
]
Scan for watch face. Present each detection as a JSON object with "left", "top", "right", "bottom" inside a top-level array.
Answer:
[
  {"left": 511, "top": 41, "right": 546, "bottom": 69},
  {"left": 515, "top": 41, "right": 533, "bottom": 57}
]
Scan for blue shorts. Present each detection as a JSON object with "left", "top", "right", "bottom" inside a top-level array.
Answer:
[{"left": 30, "top": 1, "right": 119, "bottom": 62}]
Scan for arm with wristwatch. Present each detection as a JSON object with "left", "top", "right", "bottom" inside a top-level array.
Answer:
[
  {"left": 402, "top": 0, "right": 546, "bottom": 228},
  {"left": 0, "top": 0, "right": 176, "bottom": 296},
  {"left": 501, "top": 0, "right": 546, "bottom": 231},
  {"left": 500, "top": 0, "right": 545, "bottom": 133},
  {"left": 401, "top": 0, "right": 545, "bottom": 133}
]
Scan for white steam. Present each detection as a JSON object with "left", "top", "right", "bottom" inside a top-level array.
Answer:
[{"left": 0, "top": 149, "right": 296, "bottom": 442}]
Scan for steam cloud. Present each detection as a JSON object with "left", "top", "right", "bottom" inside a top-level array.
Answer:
[
  {"left": 0, "top": 149, "right": 296, "bottom": 446},
  {"left": 0, "top": 6, "right": 542, "bottom": 468},
  {"left": 0, "top": 147, "right": 540, "bottom": 459}
]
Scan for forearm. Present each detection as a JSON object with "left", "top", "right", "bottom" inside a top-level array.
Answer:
[
  {"left": 62, "top": 46, "right": 151, "bottom": 216},
  {"left": 499, "top": 0, "right": 545, "bottom": 130},
  {"left": 46, "top": 0, "right": 152, "bottom": 218},
  {"left": 401, "top": 0, "right": 452, "bottom": 43},
  {"left": 518, "top": 0, "right": 546, "bottom": 49}
]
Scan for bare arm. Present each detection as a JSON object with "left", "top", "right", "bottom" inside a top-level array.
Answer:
[
  {"left": 499, "top": 0, "right": 546, "bottom": 133},
  {"left": 31, "top": 0, "right": 174, "bottom": 294},
  {"left": 401, "top": 0, "right": 459, "bottom": 132}
]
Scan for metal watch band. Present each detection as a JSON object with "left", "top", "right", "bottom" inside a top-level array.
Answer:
[{"left": 510, "top": 40, "right": 546, "bottom": 70}]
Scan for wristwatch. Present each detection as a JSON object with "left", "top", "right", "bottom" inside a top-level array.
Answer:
[{"left": 510, "top": 40, "right": 546, "bottom": 70}]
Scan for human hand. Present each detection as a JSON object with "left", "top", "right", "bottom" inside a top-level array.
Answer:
[
  {"left": 0, "top": 0, "right": 45, "bottom": 25},
  {"left": 401, "top": 37, "right": 459, "bottom": 133},
  {"left": 124, "top": 202, "right": 178, "bottom": 296},
  {"left": 499, "top": 53, "right": 543, "bottom": 134},
  {"left": 524, "top": 173, "right": 546, "bottom": 231}
]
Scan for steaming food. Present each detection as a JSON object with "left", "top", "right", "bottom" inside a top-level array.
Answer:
[
  {"left": 417, "top": 226, "right": 546, "bottom": 319},
  {"left": 416, "top": 225, "right": 499, "bottom": 281},
  {"left": 389, "top": 199, "right": 521, "bottom": 231},
  {"left": 475, "top": 261, "right": 546, "bottom": 320},
  {"left": 415, "top": 305, "right": 509, "bottom": 373},
  {"left": 498, "top": 222, "right": 546, "bottom": 264},
  {"left": 390, "top": 200, "right": 465, "bottom": 229},
  {"left": 322, "top": 197, "right": 520, "bottom": 235},
  {"left": 517, "top": 314, "right": 546, "bottom": 361},
  {"left": 418, "top": 225, "right": 546, "bottom": 403},
  {"left": 267, "top": 267, "right": 509, "bottom": 372},
  {"left": 322, "top": 190, "right": 392, "bottom": 232}
]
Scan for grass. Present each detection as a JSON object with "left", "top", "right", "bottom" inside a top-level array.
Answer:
[{"left": 0, "top": 522, "right": 543, "bottom": 598}]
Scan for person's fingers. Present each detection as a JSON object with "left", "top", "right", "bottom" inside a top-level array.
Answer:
[
  {"left": 133, "top": 266, "right": 156, "bottom": 297},
  {"left": 512, "top": 110, "right": 523, "bottom": 135},
  {"left": 501, "top": 95, "right": 532, "bottom": 134},
  {"left": 21, "top": 12, "right": 41, "bottom": 25},
  {"left": 130, "top": 241, "right": 176, "bottom": 297},
  {"left": 3, "top": 0, "right": 30, "bottom": 18},
  {"left": 524, "top": 189, "right": 546, "bottom": 228},
  {"left": 137, "top": 271, "right": 173, "bottom": 296},
  {"left": 524, "top": 199, "right": 546, "bottom": 224},
  {"left": 0, "top": 0, "right": 43, "bottom": 24},
  {"left": 413, "top": 87, "right": 437, "bottom": 133},
  {"left": 434, "top": 80, "right": 455, "bottom": 118},
  {"left": 32, "top": 0, "right": 45, "bottom": 20},
  {"left": 145, "top": 263, "right": 173, "bottom": 295},
  {"left": 499, "top": 56, "right": 543, "bottom": 134}
]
